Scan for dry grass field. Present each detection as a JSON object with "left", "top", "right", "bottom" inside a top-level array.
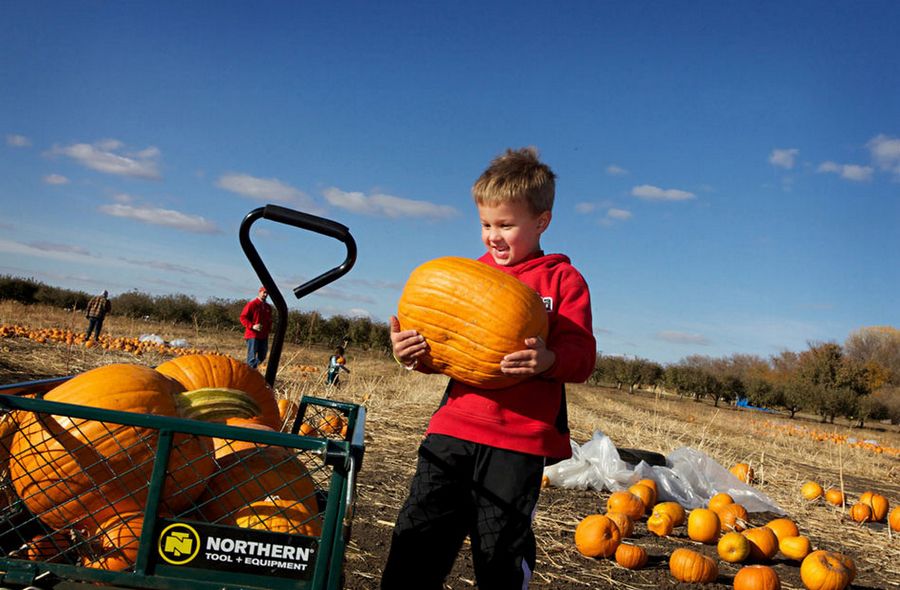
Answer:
[{"left": 1, "top": 301, "right": 898, "bottom": 589}]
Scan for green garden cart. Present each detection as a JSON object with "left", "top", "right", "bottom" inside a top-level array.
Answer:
[{"left": 0, "top": 205, "right": 366, "bottom": 590}]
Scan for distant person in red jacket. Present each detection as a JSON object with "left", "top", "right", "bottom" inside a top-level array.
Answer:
[
  {"left": 382, "top": 147, "right": 597, "bottom": 589},
  {"left": 239, "top": 286, "right": 273, "bottom": 369}
]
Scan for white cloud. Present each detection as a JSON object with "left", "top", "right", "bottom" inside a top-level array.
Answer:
[
  {"left": 631, "top": 185, "right": 696, "bottom": 201},
  {"left": 98, "top": 203, "right": 220, "bottom": 233},
  {"left": 575, "top": 202, "right": 597, "bottom": 214},
  {"left": 867, "top": 134, "right": 900, "bottom": 178},
  {"left": 769, "top": 148, "right": 799, "bottom": 169},
  {"left": 656, "top": 331, "right": 711, "bottom": 345},
  {"left": 323, "top": 187, "right": 458, "bottom": 219},
  {"left": 49, "top": 140, "right": 161, "bottom": 179},
  {"left": 606, "top": 164, "right": 628, "bottom": 176},
  {"left": 817, "top": 161, "right": 873, "bottom": 182},
  {"left": 6, "top": 134, "right": 31, "bottom": 147},
  {"left": 26, "top": 242, "right": 91, "bottom": 256},
  {"left": 606, "top": 208, "right": 632, "bottom": 220},
  {"left": 216, "top": 173, "right": 319, "bottom": 210},
  {"left": 42, "top": 173, "right": 70, "bottom": 185}
]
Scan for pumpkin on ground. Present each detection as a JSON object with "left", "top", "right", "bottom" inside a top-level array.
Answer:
[
  {"left": 858, "top": 491, "right": 889, "bottom": 522},
  {"left": 708, "top": 492, "right": 734, "bottom": 513},
  {"left": 800, "top": 550, "right": 855, "bottom": 590},
  {"left": 687, "top": 508, "right": 720, "bottom": 544},
  {"left": 646, "top": 511, "right": 674, "bottom": 537},
  {"left": 605, "top": 511, "right": 634, "bottom": 539},
  {"left": 824, "top": 488, "right": 844, "bottom": 506},
  {"left": 614, "top": 543, "right": 647, "bottom": 569},
  {"left": 652, "top": 501, "right": 686, "bottom": 527},
  {"left": 397, "top": 256, "right": 549, "bottom": 389},
  {"left": 156, "top": 354, "right": 281, "bottom": 429},
  {"left": 801, "top": 481, "right": 824, "bottom": 501},
  {"left": 8, "top": 364, "right": 224, "bottom": 531},
  {"left": 669, "top": 547, "right": 718, "bottom": 584},
  {"left": 779, "top": 535, "right": 811, "bottom": 561},
  {"left": 742, "top": 527, "right": 779, "bottom": 562},
  {"left": 890, "top": 506, "right": 900, "bottom": 532},
  {"left": 606, "top": 491, "right": 645, "bottom": 521},
  {"left": 574, "top": 514, "right": 621, "bottom": 558},
  {"left": 716, "top": 502, "right": 749, "bottom": 532},
  {"left": 627, "top": 483, "right": 655, "bottom": 512},
  {"left": 730, "top": 462, "right": 754, "bottom": 483},
  {"left": 733, "top": 565, "right": 781, "bottom": 590},
  {"left": 849, "top": 502, "right": 873, "bottom": 523},
  {"left": 764, "top": 517, "right": 799, "bottom": 542},
  {"left": 717, "top": 531, "right": 751, "bottom": 563}
]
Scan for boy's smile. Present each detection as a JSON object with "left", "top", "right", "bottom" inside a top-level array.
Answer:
[{"left": 478, "top": 200, "right": 550, "bottom": 267}]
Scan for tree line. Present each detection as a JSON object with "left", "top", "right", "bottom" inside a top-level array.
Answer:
[
  {"left": 4, "top": 276, "right": 898, "bottom": 426},
  {"left": 589, "top": 327, "right": 900, "bottom": 428},
  {"left": 0, "top": 276, "right": 392, "bottom": 353}
]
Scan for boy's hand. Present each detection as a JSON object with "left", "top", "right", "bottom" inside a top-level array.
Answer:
[
  {"left": 500, "top": 337, "right": 555, "bottom": 377},
  {"left": 390, "top": 316, "right": 428, "bottom": 366}
]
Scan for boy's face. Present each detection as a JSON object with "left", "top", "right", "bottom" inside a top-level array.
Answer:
[{"left": 478, "top": 200, "right": 550, "bottom": 267}]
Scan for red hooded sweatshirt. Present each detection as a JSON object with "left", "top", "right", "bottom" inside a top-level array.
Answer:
[{"left": 425, "top": 251, "right": 596, "bottom": 459}]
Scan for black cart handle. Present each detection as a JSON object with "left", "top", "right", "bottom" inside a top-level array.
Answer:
[{"left": 239, "top": 204, "right": 357, "bottom": 386}]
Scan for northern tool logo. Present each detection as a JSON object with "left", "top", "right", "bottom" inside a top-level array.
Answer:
[{"left": 158, "top": 523, "right": 201, "bottom": 565}]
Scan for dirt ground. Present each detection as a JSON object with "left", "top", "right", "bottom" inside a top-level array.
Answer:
[{"left": 1, "top": 312, "right": 898, "bottom": 589}]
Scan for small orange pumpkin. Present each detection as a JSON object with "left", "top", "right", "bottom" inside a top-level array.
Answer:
[
  {"left": 687, "top": 508, "right": 720, "bottom": 544},
  {"left": 742, "top": 527, "right": 779, "bottom": 562},
  {"left": 669, "top": 547, "right": 718, "bottom": 583},
  {"left": 734, "top": 565, "right": 781, "bottom": 590},
  {"left": 800, "top": 550, "right": 854, "bottom": 590},
  {"left": 716, "top": 502, "right": 749, "bottom": 532},
  {"left": 605, "top": 511, "right": 634, "bottom": 539},
  {"left": 708, "top": 492, "right": 734, "bottom": 513},
  {"left": 646, "top": 511, "right": 674, "bottom": 537},
  {"left": 824, "top": 488, "right": 844, "bottom": 506},
  {"left": 574, "top": 514, "right": 621, "bottom": 558},
  {"left": 730, "top": 462, "right": 754, "bottom": 483},
  {"left": 889, "top": 506, "right": 900, "bottom": 532},
  {"left": 234, "top": 498, "right": 322, "bottom": 537},
  {"left": 718, "top": 531, "right": 751, "bottom": 563},
  {"left": 606, "top": 491, "right": 645, "bottom": 521},
  {"left": 627, "top": 483, "right": 655, "bottom": 513},
  {"left": 779, "top": 535, "right": 811, "bottom": 561},
  {"left": 636, "top": 478, "right": 658, "bottom": 504},
  {"left": 652, "top": 501, "right": 686, "bottom": 527},
  {"left": 800, "top": 481, "right": 824, "bottom": 501},
  {"left": 858, "top": 491, "right": 889, "bottom": 522},
  {"left": 764, "top": 517, "right": 799, "bottom": 542},
  {"left": 614, "top": 543, "right": 648, "bottom": 569},
  {"left": 848, "top": 502, "right": 873, "bottom": 523}
]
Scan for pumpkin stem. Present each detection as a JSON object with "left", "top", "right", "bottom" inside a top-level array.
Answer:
[{"left": 176, "top": 388, "right": 261, "bottom": 422}]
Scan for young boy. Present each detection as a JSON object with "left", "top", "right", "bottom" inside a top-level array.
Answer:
[{"left": 382, "top": 147, "right": 596, "bottom": 588}]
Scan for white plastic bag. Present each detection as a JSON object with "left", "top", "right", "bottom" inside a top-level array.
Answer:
[
  {"left": 169, "top": 338, "right": 190, "bottom": 348},
  {"left": 138, "top": 333, "right": 165, "bottom": 345},
  {"left": 543, "top": 431, "right": 783, "bottom": 514}
]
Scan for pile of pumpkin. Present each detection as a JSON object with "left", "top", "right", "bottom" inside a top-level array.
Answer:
[
  {"left": 0, "top": 354, "right": 346, "bottom": 571},
  {"left": 0, "top": 324, "right": 207, "bottom": 358},
  {"left": 800, "top": 480, "right": 900, "bottom": 529},
  {"left": 747, "top": 417, "right": 900, "bottom": 457},
  {"left": 571, "top": 472, "right": 872, "bottom": 589}
]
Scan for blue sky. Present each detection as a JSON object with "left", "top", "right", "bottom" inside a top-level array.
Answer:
[{"left": 2, "top": 1, "right": 898, "bottom": 364}]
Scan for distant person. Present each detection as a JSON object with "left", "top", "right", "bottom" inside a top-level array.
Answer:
[
  {"left": 84, "top": 290, "right": 111, "bottom": 341},
  {"left": 240, "top": 286, "right": 273, "bottom": 369},
  {"left": 326, "top": 346, "right": 351, "bottom": 386},
  {"left": 381, "top": 148, "right": 596, "bottom": 588}
]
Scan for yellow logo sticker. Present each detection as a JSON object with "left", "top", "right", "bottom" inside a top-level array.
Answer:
[{"left": 158, "top": 523, "right": 201, "bottom": 565}]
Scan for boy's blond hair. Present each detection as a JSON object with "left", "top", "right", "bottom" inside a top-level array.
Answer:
[{"left": 472, "top": 147, "right": 556, "bottom": 214}]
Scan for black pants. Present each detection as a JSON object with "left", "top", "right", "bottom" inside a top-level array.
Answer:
[
  {"left": 85, "top": 316, "right": 104, "bottom": 340},
  {"left": 381, "top": 434, "right": 544, "bottom": 590}
]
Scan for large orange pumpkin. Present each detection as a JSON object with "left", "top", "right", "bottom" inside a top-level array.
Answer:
[
  {"left": 156, "top": 354, "right": 281, "bottom": 429},
  {"left": 199, "top": 439, "right": 317, "bottom": 524},
  {"left": 606, "top": 491, "right": 645, "bottom": 520},
  {"left": 397, "top": 257, "right": 549, "bottom": 389},
  {"left": 235, "top": 498, "right": 322, "bottom": 537},
  {"left": 765, "top": 517, "right": 799, "bottom": 542},
  {"left": 9, "top": 364, "right": 215, "bottom": 531},
  {"left": 779, "top": 535, "right": 811, "bottom": 561},
  {"left": 734, "top": 565, "right": 781, "bottom": 590},
  {"left": 687, "top": 508, "right": 721, "bottom": 544},
  {"left": 742, "top": 527, "right": 779, "bottom": 562},
  {"left": 858, "top": 491, "right": 889, "bottom": 522}
]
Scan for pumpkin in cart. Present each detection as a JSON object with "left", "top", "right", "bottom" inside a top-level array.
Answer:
[
  {"left": 235, "top": 498, "right": 322, "bottom": 537},
  {"left": 397, "top": 256, "right": 548, "bottom": 389},
  {"left": 156, "top": 354, "right": 281, "bottom": 429},
  {"left": 8, "top": 364, "right": 256, "bottom": 531}
]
